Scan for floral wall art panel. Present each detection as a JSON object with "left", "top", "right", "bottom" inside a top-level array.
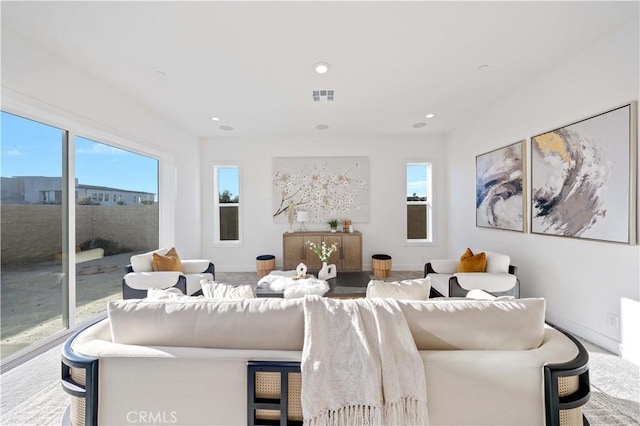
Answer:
[
  {"left": 476, "top": 140, "right": 526, "bottom": 232},
  {"left": 272, "top": 157, "right": 370, "bottom": 223},
  {"left": 531, "top": 103, "right": 637, "bottom": 244}
]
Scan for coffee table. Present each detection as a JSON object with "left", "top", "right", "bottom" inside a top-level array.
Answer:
[{"left": 255, "top": 271, "right": 373, "bottom": 298}]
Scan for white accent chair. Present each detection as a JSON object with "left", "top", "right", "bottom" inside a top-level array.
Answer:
[
  {"left": 122, "top": 248, "right": 215, "bottom": 299},
  {"left": 424, "top": 251, "right": 519, "bottom": 298}
]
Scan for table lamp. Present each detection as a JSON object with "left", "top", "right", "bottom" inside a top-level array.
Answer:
[{"left": 296, "top": 210, "right": 309, "bottom": 232}]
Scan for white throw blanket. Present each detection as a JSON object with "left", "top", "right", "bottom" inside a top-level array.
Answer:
[{"left": 301, "top": 296, "right": 428, "bottom": 426}]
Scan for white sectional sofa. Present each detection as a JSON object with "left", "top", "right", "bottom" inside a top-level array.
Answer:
[{"left": 61, "top": 297, "right": 589, "bottom": 426}]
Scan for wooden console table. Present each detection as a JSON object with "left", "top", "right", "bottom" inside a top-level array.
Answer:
[{"left": 282, "top": 231, "right": 362, "bottom": 271}]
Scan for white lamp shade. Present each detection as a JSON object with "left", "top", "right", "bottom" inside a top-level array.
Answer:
[{"left": 296, "top": 211, "right": 310, "bottom": 222}]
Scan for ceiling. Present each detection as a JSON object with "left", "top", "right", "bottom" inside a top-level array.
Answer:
[{"left": 2, "top": 1, "right": 637, "bottom": 139}]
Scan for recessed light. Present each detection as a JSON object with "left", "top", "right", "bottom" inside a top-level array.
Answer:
[
  {"left": 478, "top": 64, "right": 489, "bottom": 70},
  {"left": 412, "top": 122, "right": 427, "bottom": 128},
  {"left": 425, "top": 113, "right": 435, "bottom": 119},
  {"left": 316, "top": 124, "right": 329, "bottom": 130},
  {"left": 314, "top": 62, "right": 330, "bottom": 74},
  {"left": 220, "top": 125, "right": 234, "bottom": 131},
  {"left": 211, "top": 117, "right": 220, "bottom": 122},
  {"left": 155, "top": 70, "right": 166, "bottom": 76}
]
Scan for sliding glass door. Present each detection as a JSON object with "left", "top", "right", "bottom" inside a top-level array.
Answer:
[
  {"left": 75, "top": 137, "right": 158, "bottom": 323},
  {"left": 1, "top": 112, "right": 69, "bottom": 357},
  {"left": 1, "top": 111, "right": 160, "bottom": 361}
]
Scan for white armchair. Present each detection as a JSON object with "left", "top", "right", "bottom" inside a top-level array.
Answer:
[
  {"left": 424, "top": 251, "right": 519, "bottom": 298},
  {"left": 122, "top": 248, "right": 215, "bottom": 299}
]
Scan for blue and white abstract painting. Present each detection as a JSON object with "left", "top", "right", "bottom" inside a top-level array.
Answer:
[
  {"left": 476, "top": 140, "right": 525, "bottom": 232},
  {"left": 531, "top": 104, "right": 633, "bottom": 244}
]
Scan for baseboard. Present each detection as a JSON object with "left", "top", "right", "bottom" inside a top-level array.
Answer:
[
  {"left": 215, "top": 265, "right": 260, "bottom": 273},
  {"left": 545, "top": 311, "right": 621, "bottom": 356}
]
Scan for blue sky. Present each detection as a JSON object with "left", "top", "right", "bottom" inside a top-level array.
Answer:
[
  {"left": 218, "top": 167, "right": 239, "bottom": 197},
  {"left": 407, "top": 164, "right": 427, "bottom": 197},
  {"left": 2, "top": 111, "right": 158, "bottom": 194}
]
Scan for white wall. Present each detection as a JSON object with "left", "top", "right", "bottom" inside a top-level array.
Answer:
[
  {"left": 1, "top": 28, "right": 202, "bottom": 257},
  {"left": 445, "top": 20, "right": 640, "bottom": 360},
  {"left": 200, "top": 134, "right": 448, "bottom": 272}
]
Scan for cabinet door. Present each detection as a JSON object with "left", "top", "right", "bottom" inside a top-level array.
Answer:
[
  {"left": 303, "top": 235, "right": 323, "bottom": 271},
  {"left": 340, "top": 234, "right": 362, "bottom": 271},
  {"left": 323, "top": 235, "right": 342, "bottom": 269},
  {"left": 283, "top": 235, "right": 304, "bottom": 270}
]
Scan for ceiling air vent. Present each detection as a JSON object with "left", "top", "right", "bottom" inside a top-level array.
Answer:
[{"left": 312, "top": 90, "right": 334, "bottom": 102}]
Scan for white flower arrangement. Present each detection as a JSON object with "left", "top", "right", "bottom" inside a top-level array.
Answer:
[{"left": 306, "top": 240, "right": 338, "bottom": 262}]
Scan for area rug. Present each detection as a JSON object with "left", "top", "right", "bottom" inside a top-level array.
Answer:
[{"left": 584, "top": 391, "right": 640, "bottom": 425}]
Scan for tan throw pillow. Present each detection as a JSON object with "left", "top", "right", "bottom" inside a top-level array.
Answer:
[
  {"left": 457, "top": 248, "right": 486, "bottom": 272},
  {"left": 152, "top": 247, "right": 183, "bottom": 272}
]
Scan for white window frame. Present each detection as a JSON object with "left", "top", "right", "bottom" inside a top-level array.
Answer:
[
  {"left": 213, "top": 164, "right": 242, "bottom": 245},
  {"left": 406, "top": 161, "right": 434, "bottom": 244}
]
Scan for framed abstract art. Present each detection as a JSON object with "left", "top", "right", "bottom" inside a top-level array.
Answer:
[
  {"left": 476, "top": 140, "right": 526, "bottom": 232},
  {"left": 531, "top": 103, "right": 637, "bottom": 244}
]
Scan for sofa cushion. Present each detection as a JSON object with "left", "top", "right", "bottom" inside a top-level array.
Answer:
[
  {"left": 366, "top": 278, "right": 430, "bottom": 300},
  {"left": 457, "top": 248, "right": 487, "bottom": 272},
  {"left": 398, "top": 298, "right": 545, "bottom": 350},
  {"left": 123, "top": 271, "right": 182, "bottom": 290},
  {"left": 130, "top": 248, "right": 167, "bottom": 272},
  {"left": 108, "top": 298, "right": 304, "bottom": 350},
  {"left": 454, "top": 272, "right": 517, "bottom": 292},
  {"left": 186, "top": 273, "right": 214, "bottom": 295},
  {"left": 425, "top": 274, "right": 451, "bottom": 297},
  {"left": 152, "top": 247, "right": 184, "bottom": 272},
  {"left": 429, "top": 259, "right": 458, "bottom": 274},
  {"left": 485, "top": 251, "right": 511, "bottom": 273},
  {"left": 146, "top": 287, "right": 191, "bottom": 300},
  {"left": 201, "top": 280, "right": 255, "bottom": 299},
  {"left": 181, "top": 259, "right": 211, "bottom": 274}
]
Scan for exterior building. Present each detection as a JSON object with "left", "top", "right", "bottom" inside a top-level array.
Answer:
[{"left": 0, "top": 176, "right": 155, "bottom": 205}]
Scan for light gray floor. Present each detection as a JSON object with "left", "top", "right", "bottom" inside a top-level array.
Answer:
[
  {"left": 1, "top": 271, "right": 638, "bottom": 425},
  {"left": 1, "top": 340, "right": 69, "bottom": 426}
]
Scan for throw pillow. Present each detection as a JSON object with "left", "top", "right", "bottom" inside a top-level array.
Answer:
[
  {"left": 201, "top": 280, "right": 255, "bottom": 299},
  {"left": 146, "top": 287, "right": 192, "bottom": 301},
  {"left": 151, "top": 247, "right": 183, "bottom": 272},
  {"left": 366, "top": 278, "right": 431, "bottom": 300},
  {"left": 457, "top": 248, "right": 486, "bottom": 272}
]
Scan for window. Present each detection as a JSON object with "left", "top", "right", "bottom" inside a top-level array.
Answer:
[
  {"left": 0, "top": 109, "right": 161, "bottom": 364},
  {"left": 406, "top": 163, "right": 433, "bottom": 242},
  {"left": 75, "top": 136, "right": 159, "bottom": 323},
  {"left": 214, "top": 165, "right": 240, "bottom": 242}
]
